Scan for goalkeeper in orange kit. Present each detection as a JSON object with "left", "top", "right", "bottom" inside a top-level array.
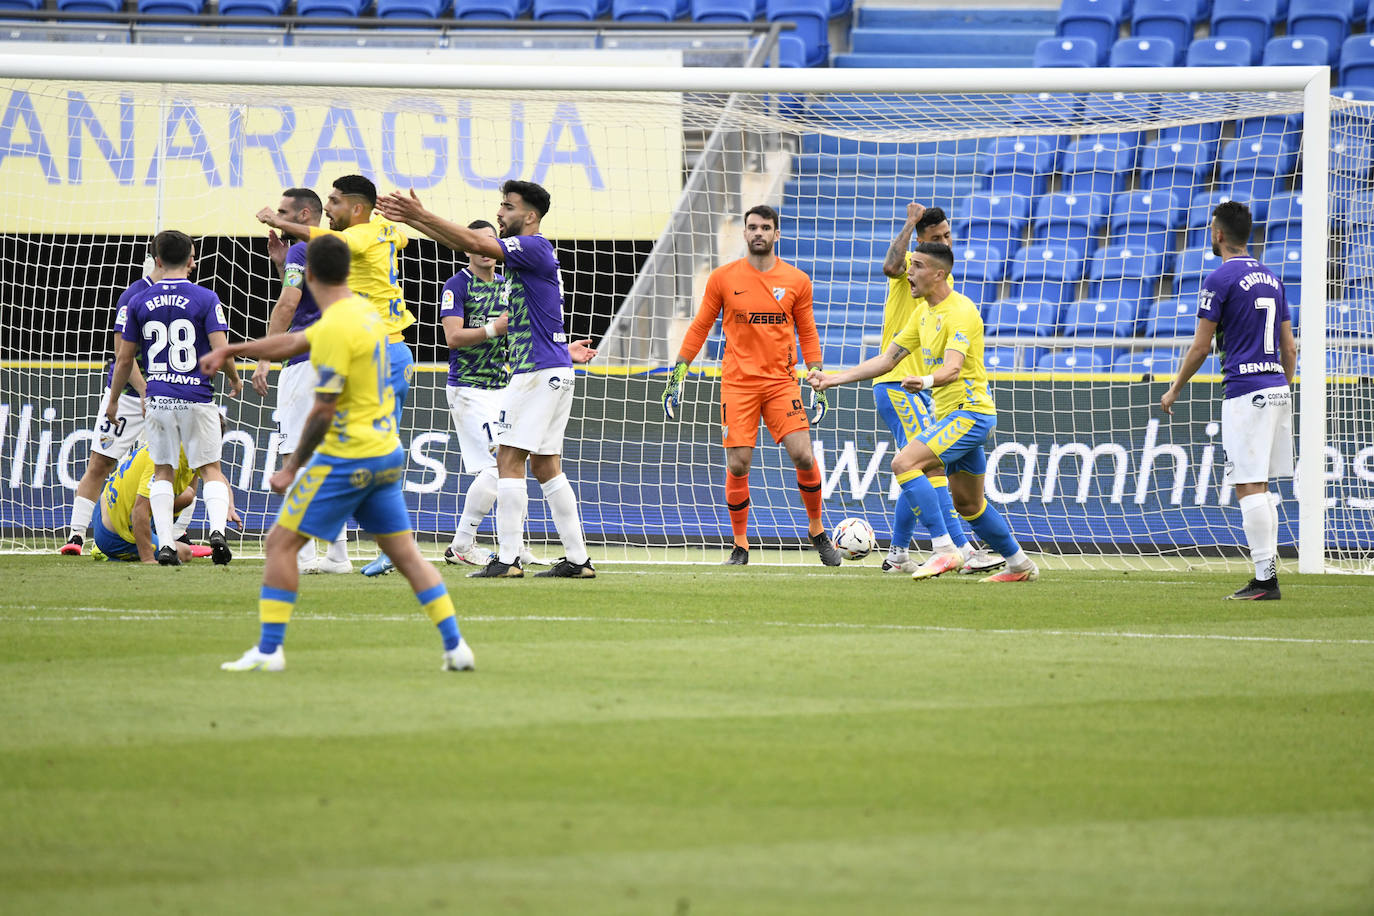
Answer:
[{"left": 661, "top": 205, "right": 840, "bottom": 566}]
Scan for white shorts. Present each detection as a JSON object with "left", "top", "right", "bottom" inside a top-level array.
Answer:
[
  {"left": 145, "top": 397, "right": 222, "bottom": 469},
  {"left": 275, "top": 360, "right": 318, "bottom": 455},
  {"left": 497, "top": 368, "right": 574, "bottom": 455},
  {"left": 1221, "top": 385, "right": 1294, "bottom": 485},
  {"left": 445, "top": 384, "right": 502, "bottom": 473},
  {"left": 91, "top": 389, "right": 146, "bottom": 460}
]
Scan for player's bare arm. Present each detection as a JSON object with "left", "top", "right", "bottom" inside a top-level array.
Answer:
[
  {"left": 809, "top": 342, "right": 911, "bottom": 391},
  {"left": 375, "top": 190, "right": 505, "bottom": 260},
  {"left": 443, "top": 311, "right": 509, "bottom": 349},
  {"left": 208, "top": 330, "right": 243, "bottom": 398},
  {"left": 1279, "top": 320, "right": 1297, "bottom": 382},
  {"left": 202, "top": 331, "right": 310, "bottom": 376},
  {"left": 883, "top": 203, "right": 925, "bottom": 278},
  {"left": 106, "top": 337, "right": 141, "bottom": 424},
  {"left": 900, "top": 349, "right": 964, "bottom": 392},
  {"left": 272, "top": 392, "right": 338, "bottom": 492},
  {"left": 1160, "top": 316, "right": 1219, "bottom": 415},
  {"left": 252, "top": 283, "right": 303, "bottom": 396},
  {"left": 256, "top": 206, "right": 316, "bottom": 243}
]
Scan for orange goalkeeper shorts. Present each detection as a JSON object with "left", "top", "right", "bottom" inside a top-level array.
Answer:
[{"left": 720, "top": 378, "right": 809, "bottom": 448}]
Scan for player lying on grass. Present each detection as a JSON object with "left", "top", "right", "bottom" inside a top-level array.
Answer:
[
  {"left": 202, "top": 235, "right": 474, "bottom": 673},
  {"left": 92, "top": 442, "right": 238, "bottom": 565},
  {"left": 808, "top": 242, "right": 1039, "bottom": 582}
]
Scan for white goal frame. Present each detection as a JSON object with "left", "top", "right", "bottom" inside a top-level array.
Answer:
[{"left": 0, "top": 52, "right": 1336, "bottom": 572}]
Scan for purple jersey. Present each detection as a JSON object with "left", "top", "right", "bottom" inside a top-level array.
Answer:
[
  {"left": 440, "top": 268, "right": 508, "bottom": 389},
  {"left": 108, "top": 276, "right": 154, "bottom": 397},
  {"left": 283, "top": 241, "right": 322, "bottom": 367},
  {"left": 121, "top": 279, "right": 229, "bottom": 403},
  {"left": 497, "top": 234, "right": 572, "bottom": 374},
  {"left": 1197, "top": 255, "right": 1291, "bottom": 398}
]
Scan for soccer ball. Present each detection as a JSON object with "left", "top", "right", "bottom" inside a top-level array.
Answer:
[{"left": 831, "top": 517, "right": 876, "bottom": 561}]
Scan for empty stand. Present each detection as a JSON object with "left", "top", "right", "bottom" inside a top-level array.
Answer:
[
  {"left": 1186, "top": 36, "right": 1253, "bottom": 66},
  {"left": 1033, "top": 36, "right": 1100, "bottom": 66},
  {"left": 1057, "top": 0, "right": 1124, "bottom": 64},
  {"left": 1210, "top": 0, "right": 1277, "bottom": 64},
  {"left": 1110, "top": 36, "right": 1177, "bottom": 67},
  {"left": 1009, "top": 244, "right": 1088, "bottom": 304},
  {"left": 1132, "top": 0, "right": 1198, "bottom": 64},
  {"left": 1286, "top": 0, "right": 1351, "bottom": 65}
]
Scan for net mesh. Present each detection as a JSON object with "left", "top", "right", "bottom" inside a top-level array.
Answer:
[{"left": 0, "top": 75, "right": 1370, "bottom": 570}]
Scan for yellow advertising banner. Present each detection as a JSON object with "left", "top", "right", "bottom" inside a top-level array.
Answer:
[{"left": 0, "top": 80, "right": 682, "bottom": 239}]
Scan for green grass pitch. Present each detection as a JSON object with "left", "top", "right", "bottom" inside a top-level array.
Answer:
[{"left": 2, "top": 554, "right": 1372, "bottom": 915}]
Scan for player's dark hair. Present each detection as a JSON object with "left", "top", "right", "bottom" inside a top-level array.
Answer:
[
  {"left": 914, "top": 206, "right": 948, "bottom": 236},
  {"left": 467, "top": 219, "right": 496, "bottom": 232},
  {"left": 153, "top": 229, "right": 193, "bottom": 268},
  {"left": 333, "top": 174, "right": 377, "bottom": 207},
  {"left": 913, "top": 241, "right": 955, "bottom": 274},
  {"left": 306, "top": 234, "right": 351, "bottom": 285},
  {"left": 1212, "top": 199, "right": 1252, "bottom": 245},
  {"left": 744, "top": 204, "right": 780, "bottom": 229},
  {"left": 283, "top": 187, "right": 323, "bottom": 218},
  {"left": 501, "top": 180, "right": 551, "bottom": 218}
]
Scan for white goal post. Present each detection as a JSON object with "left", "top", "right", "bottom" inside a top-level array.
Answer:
[{"left": 0, "top": 48, "right": 1367, "bottom": 572}]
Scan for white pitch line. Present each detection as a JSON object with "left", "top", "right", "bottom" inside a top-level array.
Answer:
[{"left": 2, "top": 605, "right": 1372, "bottom": 647}]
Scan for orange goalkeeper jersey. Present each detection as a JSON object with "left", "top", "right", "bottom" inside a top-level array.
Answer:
[{"left": 679, "top": 257, "right": 821, "bottom": 385}]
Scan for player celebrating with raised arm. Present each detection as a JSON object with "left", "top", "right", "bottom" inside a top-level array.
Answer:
[
  {"left": 876, "top": 203, "right": 1001, "bottom": 577},
  {"left": 810, "top": 242, "right": 1039, "bottom": 583},
  {"left": 257, "top": 175, "right": 410, "bottom": 578},
  {"left": 106, "top": 230, "right": 241, "bottom": 567},
  {"left": 1161, "top": 200, "right": 1296, "bottom": 601},
  {"left": 251, "top": 187, "right": 352, "bottom": 575},
  {"left": 661, "top": 204, "right": 841, "bottom": 567},
  {"left": 377, "top": 180, "right": 596, "bottom": 579},
  {"left": 204, "top": 235, "right": 474, "bottom": 673}
]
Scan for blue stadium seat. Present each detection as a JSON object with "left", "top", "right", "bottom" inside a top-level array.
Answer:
[
  {"left": 693, "top": 0, "right": 751, "bottom": 20},
  {"left": 1090, "top": 245, "right": 1169, "bottom": 315},
  {"left": 983, "top": 346, "right": 1022, "bottom": 371},
  {"left": 1061, "top": 138, "right": 1136, "bottom": 198},
  {"left": 1108, "top": 190, "right": 1185, "bottom": 256},
  {"left": 1131, "top": 0, "right": 1198, "bottom": 64},
  {"left": 1210, "top": 0, "right": 1276, "bottom": 64},
  {"left": 1079, "top": 92, "right": 1151, "bottom": 149},
  {"left": 454, "top": 0, "right": 521, "bottom": 16},
  {"left": 1144, "top": 298, "right": 1198, "bottom": 337},
  {"left": 981, "top": 136, "right": 1059, "bottom": 198},
  {"left": 1286, "top": 0, "right": 1350, "bottom": 65},
  {"left": 1138, "top": 138, "right": 1215, "bottom": 196},
  {"left": 812, "top": 282, "right": 887, "bottom": 311},
  {"left": 1334, "top": 85, "right": 1374, "bottom": 102},
  {"left": 1234, "top": 113, "right": 1299, "bottom": 155},
  {"left": 1261, "top": 245, "right": 1302, "bottom": 304},
  {"left": 1032, "top": 191, "right": 1109, "bottom": 251},
  {"left": 1033, "top": 36, "right": 1100, "bottom": 67},
  {"left": 1110, "top": 36, "right": 1177, "bottom": 67},
  {"left": 829, "top": 0, "right": 849, "bottom": 17},
  {"left": 1062, "top": 298, "right": 1142, "bottom": 337},
  {"left": 1173, "top": 247, "right": 1223, "bottom": 299},
  {"left": 1340, "top": 36, "right": 1374, "bottom": 90},
  {"left": 1332, "top": 133, "right": 1372, "bottom": 186},
  {"left": 1008, "top": 244, "right": 1088, "bottom": 305},
  {"left": 219, "top": 0, "right": 286, "bottom": 13},
  {"left": 1346, "top": 188, "right": 1374, "bottom": 247},
  {"left": 781, "top": 235, "right": 888, "bottom": 264},
  {"left": 1262, "top": 35, "right": 1330, "bottom": 67},
  {"left": 1220, "top": 137, "right": 1297, "bottom": 202},
  {"left": 139, "top": 0, "right": 203, "bottom": 13},
  {"left": 0, "top": 0, "right": 42, "bottom": 10},
  {"left": 986, "top": 298, "right": 1061, "bottom": 337},
  {"left": 1335, "top": 348, "right": 1374, "bottom": 377},
  {"left": 1013, "top": 93, "right": 1081, "bottom": 131},
  {"left": 1263, "top": 191, "right": 1304, "bottom": 247},
  {"left": 1186, "top": 36, "right": 1253, "bottom": 67},
  {"left": 953, "top": 243, "right": 1010, "bottom": 308},
  {"left": 1185, "top": 190, "right": 1251, "bottom": 249},
  {"left": 1329, "top": 300, "right": 1372, "bottom": 338},
  {"left": 613, "top": 0, "right": 675, "bottom": 19},
  {"left": 767, "top": 0, "right": 829, "bottom": 67},
  {"left": 1114, "top": 347, "right": 1183, "bottom": 374},
  {"left": 820, "top": 328, "right": 868, "bottom": 367},
  {"left": 1035, "top": 348, "right": 1113, "bottom": 371},
  {"left": 378, "top": 0, "right": 447, "bottom": 17},
  {"left": 297, "top": 0, "right": 368, "bottom": 16},
  {"left": 1057, "top": 0, "right": 1124, "bottom": 65},
  {"left": 533, "top": 0, "right": 596, "bottom": 19},
  {"left": 55, "top": 0, "right": 123, "bottom": 11},
  {"left": 955, "top": 195, "right": 1032, "bottom": 261}
]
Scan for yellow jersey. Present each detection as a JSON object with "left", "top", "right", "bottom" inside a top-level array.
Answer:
[
  {"left": 891, "top": 289, "right": 996, "bottom": 418},
  {"left": 305, "top": 295, "right": 400, "bottom": 460},
  {"left": 875, "top": 250, "right": 926, "bottom": 384},
  {"left": 310, "top": 216, "right": 413, "bottom": 336},
  {"left": 100, "top": 444, "right": 195, "bottom": 543}
]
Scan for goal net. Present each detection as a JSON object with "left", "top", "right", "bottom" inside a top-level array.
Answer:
[{"left": 0, "top": 50, "right": 1369, "bottom": 572}]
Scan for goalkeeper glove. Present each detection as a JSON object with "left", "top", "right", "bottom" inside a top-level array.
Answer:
[
  {"left": 662, "top": 360, "right": 688, "bottom": 420},
  {"left": 808, "top": 386, "right": 828, "bottom": 426}
]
